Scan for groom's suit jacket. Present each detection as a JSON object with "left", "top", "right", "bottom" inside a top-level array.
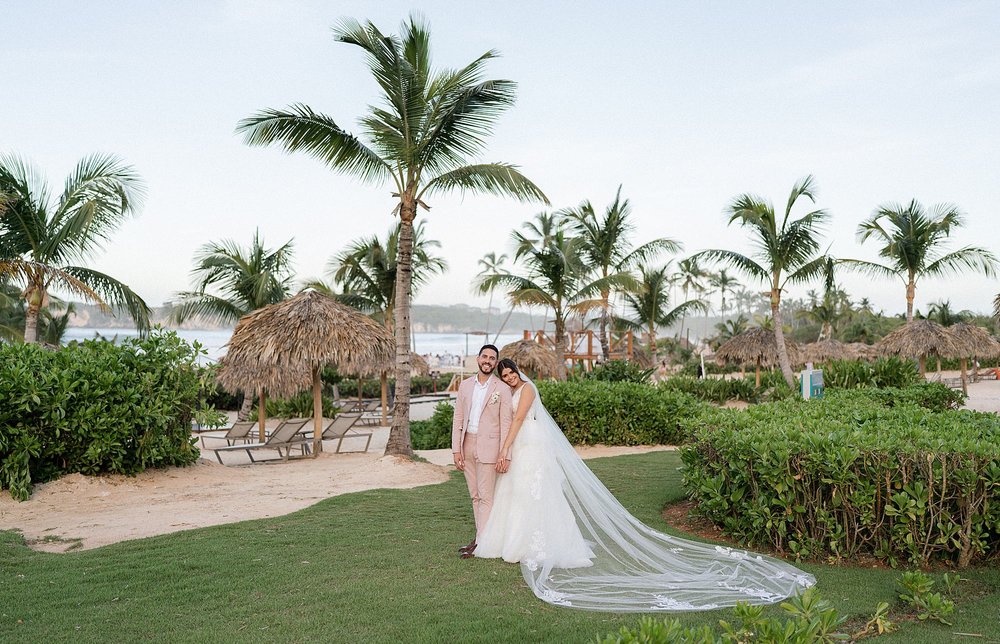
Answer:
[{"left": 451, "top": 374, "right": 513, "bottom": 464}]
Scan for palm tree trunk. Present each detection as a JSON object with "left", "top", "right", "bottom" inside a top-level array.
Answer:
[
  {"left": 237, "top": 393, "right": 254, "bottom": 421},
  {"left": 380, "top": 371, "right": 389, "bottom": 426},
  {"left": 905, "top": 276, "right": 916, "bottom": 323},
  {"left": 23, "top": 303, "right": 40, "bottom": 344},
  {"left": 554, "top": 313, "right": 568, "bottom": 380},
  {"left": 385, "top": 199, "right": 416, "bottom": 458},
  {"left": 598, "top": 291, "right": 611, "bottom": 362},
  {"left": 648, "top": 321, "right": 656, "bottom": 354},
  {"left": 771, "top": 288, "right": 796, "bottom": 387}
]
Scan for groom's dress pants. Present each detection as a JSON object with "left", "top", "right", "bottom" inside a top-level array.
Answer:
[{"left": 462, "top": 433, "right": 496, "bottom": 540}]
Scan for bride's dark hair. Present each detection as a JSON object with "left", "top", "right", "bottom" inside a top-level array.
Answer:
[{"left": 497, "top": 358, "right": 520, "bottom": 377}]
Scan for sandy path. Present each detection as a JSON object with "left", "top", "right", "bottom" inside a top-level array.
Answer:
[{"left": 0, "top": 408, "right": 674, "bottom": 553}]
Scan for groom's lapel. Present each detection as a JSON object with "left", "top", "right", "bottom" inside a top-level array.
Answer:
[{"left": 485, "top": 376, "right": 499, "bottom": 410}]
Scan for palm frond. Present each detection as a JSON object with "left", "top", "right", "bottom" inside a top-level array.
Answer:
[
  {"left": 839, "top": 258, "right": 901, "bottom": 282},
  {"left": 923, "top": 247, "right": 998, "bottom": 278},
  {"left": 420, "top": 163, "right": 548, "bottom": 204},
  {"left": 61, "top": 266, "right": 150, "bottom": 334},
  {"left": 237, "top": 104, "right": 393, "bottom": 186},
  {"left": 692, "top": 249, "right": 769, "bottom": 283}
]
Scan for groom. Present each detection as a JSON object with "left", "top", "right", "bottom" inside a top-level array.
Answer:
[{"left": 452, "top": 344, "right": 513, "bottom": 558}]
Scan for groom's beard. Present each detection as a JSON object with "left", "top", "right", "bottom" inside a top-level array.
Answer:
[{"left": 479, "top": 365, "right": 494, "bottom": 376}]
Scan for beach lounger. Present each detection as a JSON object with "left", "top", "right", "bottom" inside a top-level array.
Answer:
[
  {"left": 212, "top": 417, "right": 310, "bottom": 464},
  {"left": 309, "top": 411, "right": 370, "bottom": 453},
  {"left": 199, "top": 421, "right": 257, "bottom": 449}
]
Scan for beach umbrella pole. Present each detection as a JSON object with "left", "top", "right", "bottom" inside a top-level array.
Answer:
[
  {"left": 313, "top": 365, "right": 323, "bottom": 456},
  {"left": 960, "top": 358, "right": 968, "bottom": 396}
]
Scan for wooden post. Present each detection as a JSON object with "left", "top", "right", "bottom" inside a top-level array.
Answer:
[
  {"left": 918, "top": 355, "right": 926, "bottom": 377},
  {"left": 755, "top": 358, "right": 761, "bottom": 388},
  {"left": 523, "top": 329, "right": 530, "bottom": 340},
  {"left": 357, "top": 378, "right": 363, "bottom": 402},
  {"left": 258, "top": 388, "right": 266, "bottom": 442},
  {"left": 312, "top": 365, "right": 323, "bottom": 457},
  {"left": 960, "top": 357, "right": 968, "bottom": 396}
]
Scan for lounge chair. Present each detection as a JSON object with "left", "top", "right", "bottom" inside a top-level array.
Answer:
[
  {"left": 358, "top": 400, "right": 388, "bottom": 427},
  {"left": 307, "top": 412, "right": 370, "bottom": 453},
  {"left": 200, "top": 421, "right": 257, "bottom": 449},
  {"left": 212, "top": 418, "right": 310, "bottom": 464}
]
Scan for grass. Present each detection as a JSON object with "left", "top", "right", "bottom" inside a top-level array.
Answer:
[{"left": 1, "top": 451, "right": 998, "bottom": 643}]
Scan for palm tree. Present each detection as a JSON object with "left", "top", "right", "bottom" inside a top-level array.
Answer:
[
  {"left": 707, "top": 269, "right": 740, "bottom": 323},
  {"left": 170, "top": 231, "right": 295, "bottom": 326},
  {"left": 713, "top": 315, "right": 750, "bottom": 345},
  {"left": 561, "top": 186, "right": 680, "bottom": 361},
  {"left": 307, "top": 221, "right": 447, "bottom": 424},
  {"left": 170, "top": 231, "right": 295, "bottom": 420},
  {"left": 843, "top": 200, "right": 997, "bottom": 322},
  {"left": 236, "top": 15, "right": 547, "bottom": 457},
  {"left": 673, "top": 256, "right": 706, "bottom": 342},
  {"left": 695, "top": 175, "right": 830, "bottom": 386},
  {"left": 926, "top": 299, "right": 966, "bottom": 327},
  {"left": 0, "top": 153, "right": 150, "bottom": 343},
  {"left": 476, "top": 251, "right": 508, "bottom": 337},
  {"left": 622, "top": 263, "right": 707, "bottom": 353}
]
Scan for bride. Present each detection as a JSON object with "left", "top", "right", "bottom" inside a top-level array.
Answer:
[{"left": 474, "top": 358, "right": 815, "bottom": 612}]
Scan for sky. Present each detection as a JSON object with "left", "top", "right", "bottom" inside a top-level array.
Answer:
[{"left": 3, "top": 1, "right": 1000, "bottom": 320}]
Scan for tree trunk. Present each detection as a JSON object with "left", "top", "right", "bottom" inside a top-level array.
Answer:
[
  {"left": 905, "top": 276, "right": 916, "bottom": 323},
  {"left": 237, "top": 393, "right": 254, "bottom": 421},
  {"left": 23, "top": 302, "right": 40, "bottom": 344},
  {"left": 648, "top": 321, "right": 656, "bottom": 354},
  {"left": 598, "top": 291, "right": 610, "bottom": 362},
  {"left": 771, "top": 288, "right": 796, "bottom": 387},
  {"left": 554, "top": 314, "right": 568, "bottom": 380},
  {"left": 380, "top": 371, "right": 389, "bottom": 426},
  {"left": 385, "top": 199, "right": 416, "bottom": 458}
]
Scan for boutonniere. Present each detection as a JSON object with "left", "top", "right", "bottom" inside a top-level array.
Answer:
[{"left": 488, "top": 391, "right": 500, "bottom": 405}]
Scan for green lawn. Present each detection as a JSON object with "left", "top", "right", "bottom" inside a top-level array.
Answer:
[{"left": 1, "top": 451, "right": 998, "bottom": 643}]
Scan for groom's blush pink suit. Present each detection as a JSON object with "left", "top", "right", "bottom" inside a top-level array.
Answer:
[{"left": 451, "top": 374, "right": 513, "bottom": 541}]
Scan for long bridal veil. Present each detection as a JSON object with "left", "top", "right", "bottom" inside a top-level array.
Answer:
[{"left": 521, "top": 380, "right": 815, "bottom": 612}]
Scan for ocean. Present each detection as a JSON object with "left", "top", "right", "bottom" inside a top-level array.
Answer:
[{"left": 62, "top": 328, "right": 525, "bottom": 363}]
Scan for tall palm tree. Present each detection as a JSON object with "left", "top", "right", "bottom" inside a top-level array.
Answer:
[
  {"left": 673, "top": 256, "right": 707, "bottom": 343},
  {"left": 560, "top": 186, "right": 680, "bottom": 360},
  {"left": 236, "top": 15, "right": 547, "bottom": 457},
  {"left": 476, "top": 251, "right": 508, "bottom": 336},
  {"left": 0, "top": 153, "right": 150, "bottom": 343},
  {"left": 707, "top": 269, "right": 740, "bottom": 322},
  {"left": 926, "top": 299, "right": 966, "bottom": 327},
  {"left": 621, "top": 263, "right": 707, "bottom": 353},
  {"left": 170, "top": 231, "right": 295, "bottom": 419},
  {"left": 843, "top": 200, "right": 997, "bottom": 322},
  {"left": 695, "top": 175, "right": 830, "bottom": 386}
]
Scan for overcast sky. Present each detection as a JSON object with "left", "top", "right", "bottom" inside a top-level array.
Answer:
[{"left": 4, "top": 1, "right": 999, "bottom": 318}]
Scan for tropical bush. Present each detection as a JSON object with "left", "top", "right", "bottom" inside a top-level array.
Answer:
[
  {"left": 338, "top": 375, "right": 437, "bottom": 399},
  {"left": 248, "top": 391, "right": 339, "bottom": 421},
  {"left": 410, "top": 402, "right": 454, "bottom": 450},
  {"left": 821, "top": 357, "right": 919, "bottom": 389},
  {"left": 0, "top": 331, "right": 204, "bottom": 501},
  {"left": 659, "top": 376, "right": 759, "bottom": 404},
  {"left": 680, "top": 388, "right": 1000, "bottom": 567},
  {"left": 537, "top": 381, "right": 711, "bottom": 445},
  {"left": 582, "top": 359, "right": 654, "bottom": 384}
]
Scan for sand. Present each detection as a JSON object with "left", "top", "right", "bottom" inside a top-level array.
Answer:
[{"left": 3, "top": 374, "right": 994, "bottom": 554}]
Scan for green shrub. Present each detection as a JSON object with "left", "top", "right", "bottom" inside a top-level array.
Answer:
[
  {"left": 582, "top": 360, "right": 654, "bottom": 384},
  {"left": 822, "top": 357, "right": 919, "bottom": 389},
  {"left": 0, "top": 330, "right": 204, "bottom": 501},
  {"left": 248, "top": 391, "right": 339, "bottom": 421},
  {"left": 338, "top": 375, "right": 437, "bottom": 399},
  {"left": 536, "top": 380, "right": 712, "bottom": 445},
  {"left": 680, "top": 387, "right": 1000, "bottom": 567},
  {"left": 410, "top": 402, "right": 454, "bottom": 450},
  {"left": 659, "top": 376, "right": 759, "bottom": 404}
]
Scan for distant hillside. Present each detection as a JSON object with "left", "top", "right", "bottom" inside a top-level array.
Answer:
[{"left": 66, "top": 302, "right": 539, "bottom": 334}]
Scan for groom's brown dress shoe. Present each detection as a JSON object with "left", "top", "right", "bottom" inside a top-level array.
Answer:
[
  {"left": 460, "top": 550, "right": 476, "bottom": 559},
  {"left": 458, "top": 540, "right": 476, "bottom": 553}
]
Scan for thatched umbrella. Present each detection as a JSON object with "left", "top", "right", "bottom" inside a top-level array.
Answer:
[
  {"left": 875, "top": 319, "right": 961, "bottom": 377},
  {"left": 499, "top": 339, "right": 562, "bottom": 380},
  {"left": 218, "top": 290, "right": 394, "bottom": 454},
  {"left": 946, "top": 323, "right": 1000, "bottom": 393},
  {"left": 801, "top": 339, "right": 858, "bottom": 364},
  {"left": 411, "top": 353, "right": 430, "bottom": 377},
  {"left": 847, "top": 342, "right": 878, "bottom": 361},
  {"left": 715, "top": 327, "right": 800, "bottom": 387}
]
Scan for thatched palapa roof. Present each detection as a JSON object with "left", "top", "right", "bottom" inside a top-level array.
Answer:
[
  {"left": 411, "top": 353, "right": 430, "bottom": 377},
  {"left": 499, "top": 339, "right": 562, "bottom": 380},
  {"left": 876, "top": 320, "right": 962, "bottom": 359},
  {"left": 801, "top": 339, "right": 858, "bottom": 363},
  {"left": 714, "top": 327, "right": 800, "bottom": 367},
  {"left": 946, "top": 323, "right": 1000, "bottom": 359},
  {"left": 218, "top": 290, "right": 394, "bottom": 398}
]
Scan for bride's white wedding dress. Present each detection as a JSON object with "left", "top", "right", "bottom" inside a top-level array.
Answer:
[{"left": 475, "top": 380, "right": 815, "bottom": 612}]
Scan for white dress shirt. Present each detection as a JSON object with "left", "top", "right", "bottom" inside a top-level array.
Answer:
[{"left": 466, "top": 376, "right": 491, "bottom": 434}]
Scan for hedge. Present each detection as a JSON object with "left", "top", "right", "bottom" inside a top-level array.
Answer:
[
  {"left": 680, "top": 386, "right": 1000, "bottom": 567},
  {"left": 0, "top": 331, "right": 203, "bottom": 501}
]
